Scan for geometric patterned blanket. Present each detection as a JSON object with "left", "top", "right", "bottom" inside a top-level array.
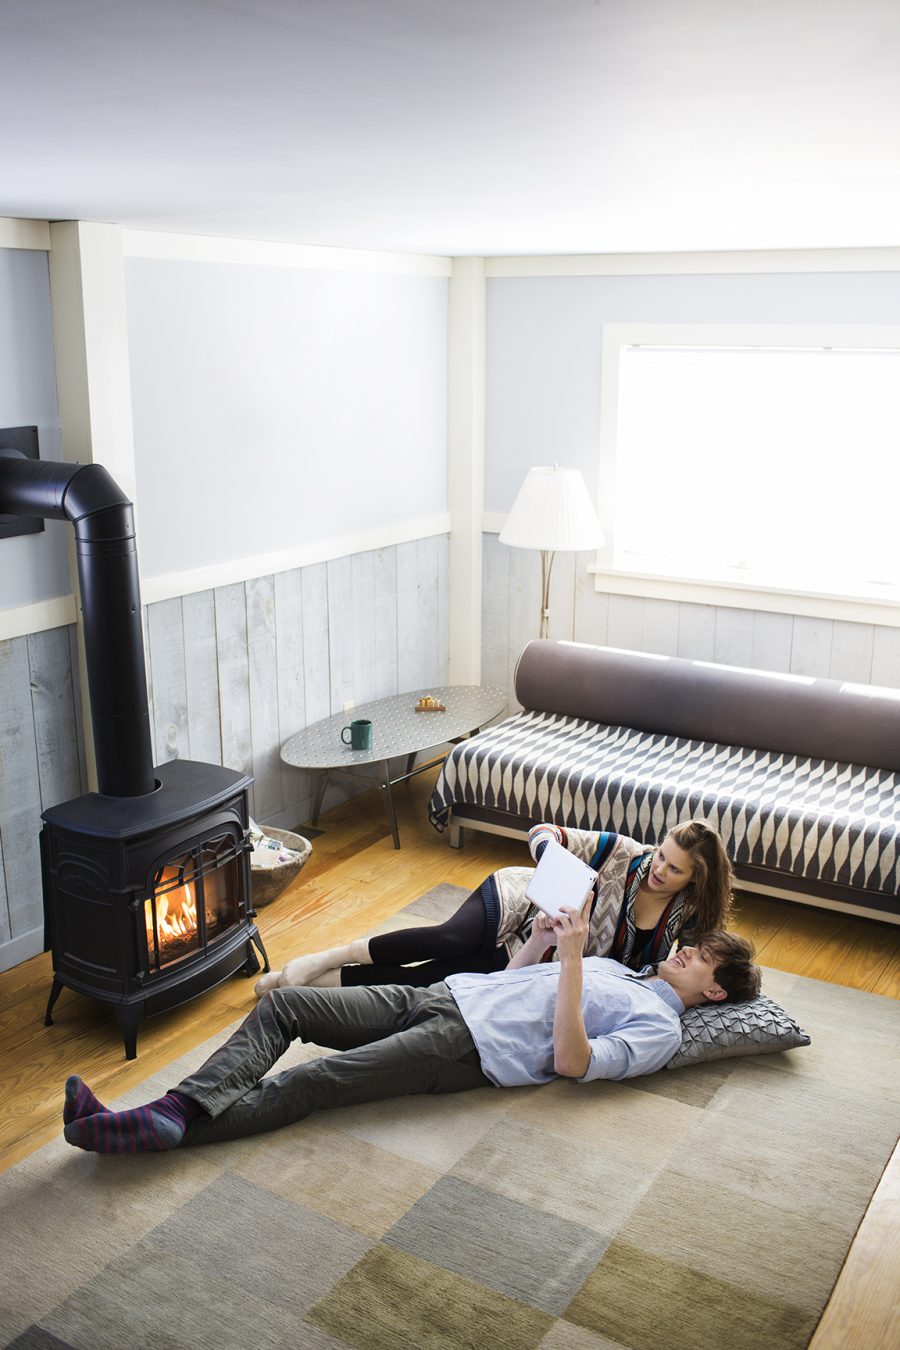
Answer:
[{"left": 429, "top": 709, "right": 900, "bottom": 900}]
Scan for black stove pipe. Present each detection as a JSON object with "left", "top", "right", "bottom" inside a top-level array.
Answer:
[{"left": 0, "top": 454, "right": 156, "bottom": 797}]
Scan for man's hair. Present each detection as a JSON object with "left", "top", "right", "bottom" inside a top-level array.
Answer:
[{"left": 697, "top": 931, "right": 762, "bottom": 1004}]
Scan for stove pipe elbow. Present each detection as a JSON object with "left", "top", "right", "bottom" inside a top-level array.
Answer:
[{"left": 0, "top": 455, "right": 156, "bottom": 798}]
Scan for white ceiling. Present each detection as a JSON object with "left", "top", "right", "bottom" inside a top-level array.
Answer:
[{"left": 2, "top": 0, "right": 898, "bottom": 257}]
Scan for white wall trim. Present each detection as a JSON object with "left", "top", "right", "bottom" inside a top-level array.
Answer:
[
  {"left": 447, "top": 258, "right": 486, "bottom": 685},
  {"left": 0, "top": 595, "right": 77, "bottom": 640},
  {"left": 486, "top": 247, "right": 900, "bottom": 278},
  {"left": 0, "top": 924, "right": 44, "bottom": 972},
  {"left": 141, "top": 513, "right": 452, "bottom": 604},
  {"left": 0, "top": 217, "right": 51, "bottom": 250},
  {"left": 122, "top": 228, "right": 452, "bottom": 276},
  {"left": 48, "top": 220, "right": 142, "bottom": 789},
  {"left": 587, "top": 566, "right": 900, "bottom": 630}
]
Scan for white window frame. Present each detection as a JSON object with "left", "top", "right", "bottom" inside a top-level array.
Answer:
[{"left": 589, "top": 322, "right": 900, "bottom": 629}]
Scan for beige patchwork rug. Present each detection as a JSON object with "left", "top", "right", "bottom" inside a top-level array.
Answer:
[{"left": 1, "top": 886, "right": 898, "bottom": 1350}]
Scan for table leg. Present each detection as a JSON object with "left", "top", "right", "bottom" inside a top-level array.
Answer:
[
  {"left": 378, "top": 760, "right": 401, "bottom": 849},
  {"left": 405, "top": 752, "right": 417, "bottom": 775},
  {"left": 311, "top": 771, "right": 330, "bottom": 826}
]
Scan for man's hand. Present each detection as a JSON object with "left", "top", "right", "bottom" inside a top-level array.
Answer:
[{"left": 550, "top": 903, "right": 592, "bottom": 1078}]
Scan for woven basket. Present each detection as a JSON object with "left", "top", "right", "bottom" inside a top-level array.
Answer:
[{"left": 251, "top": 828, "right": 312, "bottom": 908}]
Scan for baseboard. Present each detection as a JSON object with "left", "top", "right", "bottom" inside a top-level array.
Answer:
[{"left": 0, "top": 925, "right": 44, "bottom": 972}]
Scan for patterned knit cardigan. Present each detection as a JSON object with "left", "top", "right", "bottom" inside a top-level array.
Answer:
[{"left": 488, "top": 822, "right": 691, "bottom": 968}]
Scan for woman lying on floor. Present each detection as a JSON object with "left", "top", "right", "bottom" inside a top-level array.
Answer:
[{"left": 256, "top": 818, "right": 735, "bottom": 994}]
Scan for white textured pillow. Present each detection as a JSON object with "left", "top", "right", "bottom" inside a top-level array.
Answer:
[{"left": 666, "top": 994, "right": 811, "bottom": 1070}]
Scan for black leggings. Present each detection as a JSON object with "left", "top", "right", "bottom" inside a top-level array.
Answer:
[{"left": 340, "top": 889, "right": 509, "bottom": 988}]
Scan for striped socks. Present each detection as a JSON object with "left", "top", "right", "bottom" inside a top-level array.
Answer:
[
  {"left": 63, "top": 1075, "right": 108, "bottom": 1126},
  {"left": 63, "top": 1080, "right": 202, "bottom": 1153}
]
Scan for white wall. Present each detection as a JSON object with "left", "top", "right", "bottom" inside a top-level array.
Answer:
[
  {"left": 125, "top": 257, "right": 449, "bottom": 579},
  {"left": 485, "top": 270, "right": 900, "bottom": 509},
  {"left": 0, "top": 248, "right": 68, "bottom": 610},
  {"left": 0, "top": 229, "right": 453, "bottom": 971},
  {"left": 483, "top": 267, "right": 900, "bottom": 703}
]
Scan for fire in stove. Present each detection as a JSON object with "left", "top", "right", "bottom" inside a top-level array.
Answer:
[
  {"left": 145, "top": 847, "right": 236, "bottom": 969},
  {"left": 146, "top": 865, "right": 200, "bottom": 964}
]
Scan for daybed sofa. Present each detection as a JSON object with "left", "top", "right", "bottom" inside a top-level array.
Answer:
[{"left": 429, "top": 640, "right": 900, "bottom": 923}]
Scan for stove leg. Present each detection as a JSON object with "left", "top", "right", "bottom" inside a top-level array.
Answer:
[
  {"left": 44, "top": 976, "right": 64, "bottom": 1026},
  {"left": 115, "top": 1004, "right": 141, "bottom": 1061},
  {"left": 249, "top": 928, "right": 270, "bottom": 973}
]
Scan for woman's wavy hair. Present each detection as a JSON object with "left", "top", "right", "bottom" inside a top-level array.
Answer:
[{"left": 664, "top": 819, "right": 734, "bottom": 933}]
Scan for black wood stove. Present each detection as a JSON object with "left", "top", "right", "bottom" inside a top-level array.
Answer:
[{"left": 0, "top": 452, "right": 269, "bottom": 1058}]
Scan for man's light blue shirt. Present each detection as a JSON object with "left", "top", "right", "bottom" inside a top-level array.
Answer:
[{"left": 446, "top": 957, "right": 683, "bottom": 1087}]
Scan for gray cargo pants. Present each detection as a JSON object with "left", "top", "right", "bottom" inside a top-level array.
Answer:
[{"left": 177, "top": 980, "right": 490, "bottom": 1146}]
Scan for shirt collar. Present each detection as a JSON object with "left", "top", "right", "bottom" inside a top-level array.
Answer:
[{"left": 631, "top": 964, "right": 686, "bottom": 1015}]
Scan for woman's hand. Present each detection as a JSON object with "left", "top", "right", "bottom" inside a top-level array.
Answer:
[
  {"left": 531, "top": 910, "right": 558, "bottom": 951},
  {"left": 552, "top": 905, "right": 589, "bottom": 964}
]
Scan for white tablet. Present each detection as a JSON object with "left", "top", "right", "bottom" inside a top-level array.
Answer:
[{"left": 525, "top": 837, "right": 598, "bottom": 921}]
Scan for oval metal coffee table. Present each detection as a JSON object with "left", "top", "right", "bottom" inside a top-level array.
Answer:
[{"left": 281, "top": 685, "right": 506, "bottom": 849}]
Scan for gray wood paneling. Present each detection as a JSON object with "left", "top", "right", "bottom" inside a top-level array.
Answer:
[
  {"left": 246, "top": 575, "right": 281, "bottom": 822},
  {"left": 326, "top": 555, "right": 354, "bottom": 712},
  {"left": 713, "top": 606, "right": 754, "bottom": 667},
  {"left": 573, "top": 550, "right": 609, "bottom": 649},
  {"left": 374, "top": 547, "right": 399, "bottom": 699},
  {"left": 27, "top": 626, "right": 82, "bottom": 811},
  {"left": 0, "top": 624, "right": 89, "bottom": 965},
  {"left": 872, "top": 625, "right": 900, "bottom": 688},
  {"left": 830, "top": 620, "right": 875, "bottom": 684},
  {"left": 274, "top": 567, "right": 307, "bottom": 810},
  {"left": 485, "top": 535, "right": 900, "bottom": 696},
  {"left": 607, "top": 594, "right": 644, "bottom": 651},
  {"left": 750, "top": 610, "right": 794, "bottom": 672},
  {"left": 437, "top": 533, "right": 450, "bottom": 683},
  {"left": 481, "top": 533, "right": 511, "bottom": 694},
  {"left": 301, "top": 562, "right": 331, "bottom": 725},
  {"left": 642, "top": 598, "right": 680, "bottom": 656},
  {"left": 790, "top": 616, "right": 835, "bottom": 677},
  {"left": 0, "top": 537, "right": 451, "bottom": 971},
  {"left": 416, "top": 534, "right": 441, "bottom": 690},
  {"left": 182, "top": 589, "right": 222, "bottom": 765},
  {"left": 676, "top": 601, "right": 716, "bottom": 660},
  {"left": 214, "top": 581, "right": 254, "bottom": 810},
  {"left": 141, "top": 604, "right": 158, "bottom": 764},
  {"left": 147, "top": 597, "right": 189, "bottom": 763},
  {"left": 351, "top": 549, "right": 378, "bottom": 706},
  {"left": 395, "top": 539, "right": 420, "bottom": 692},
  {"left": 0, "top": 637, "right": 42, "bottom": 942},
  {"left": 0, "top": 832, "right": 9, "bottom": 953}
]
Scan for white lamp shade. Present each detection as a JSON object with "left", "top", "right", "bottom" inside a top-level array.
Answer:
[{"left": 498, "top": 466, "right": 605, "bottom": 552}]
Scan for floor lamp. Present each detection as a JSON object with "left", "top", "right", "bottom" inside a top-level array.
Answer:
[{"left": 498, "top": 465, "right": 605, "bottom": 639}]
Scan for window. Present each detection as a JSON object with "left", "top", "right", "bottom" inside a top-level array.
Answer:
[{"left": 594, "top": 325, "right": 900, "bottom": 617}]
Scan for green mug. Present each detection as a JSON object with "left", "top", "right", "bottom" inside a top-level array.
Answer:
[{"left": 341, "top": 718, "right": 373, "bottom": 751}]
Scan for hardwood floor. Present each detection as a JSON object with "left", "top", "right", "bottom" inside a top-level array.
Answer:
[{"left": 1, "top": 766, "right": 897, "bottom": 1345}]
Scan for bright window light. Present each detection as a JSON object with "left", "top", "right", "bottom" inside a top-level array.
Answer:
[{"left": 614, "top": 345, "right": 900, "bottom": 601}]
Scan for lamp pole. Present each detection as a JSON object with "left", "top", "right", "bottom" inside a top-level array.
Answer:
[{"left": 540, "top": 549, "right": 556, "bottom": 639}]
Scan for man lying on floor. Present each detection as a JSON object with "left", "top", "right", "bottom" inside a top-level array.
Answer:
[{"left": 62, "top": 907, "right": 761, "bottom": 1154}]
